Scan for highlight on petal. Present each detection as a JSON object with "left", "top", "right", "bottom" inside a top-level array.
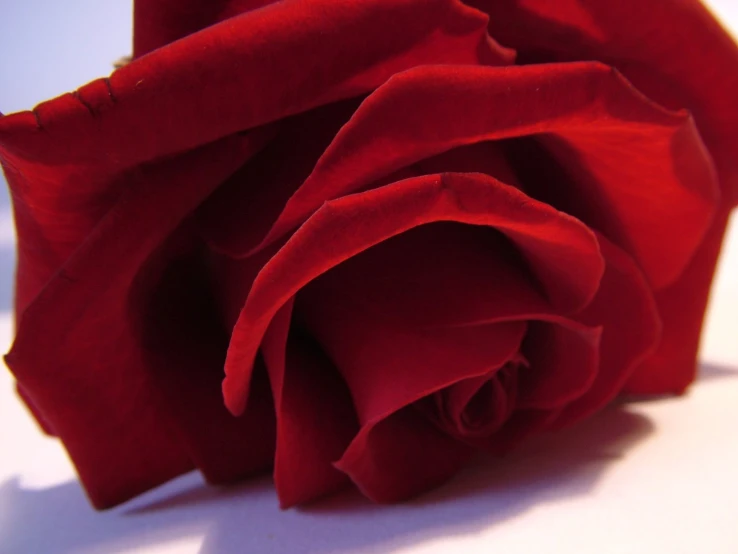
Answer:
[
  {"left": 473, "top": 0, "right": 738, "bottom": 204},
  {"left": 222, "top": 172, "right": 604, "bottom": 415},
  {"left": 624, "top": 204, "right": 732, "bottom": 395},
  {"left": 252, "top": 62, "right": 717, "bottom": 289}
]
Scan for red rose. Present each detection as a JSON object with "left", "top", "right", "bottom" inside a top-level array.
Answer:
[{"left": 1, "top": 0, "right": 736, "bottom": 509}]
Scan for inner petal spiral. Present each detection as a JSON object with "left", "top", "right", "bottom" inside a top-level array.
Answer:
[{"left": 425, "top": 354, "right": 527, "bottom": 440}]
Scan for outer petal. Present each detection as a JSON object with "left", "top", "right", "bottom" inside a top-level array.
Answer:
[
  {"left": 15, "top": 384, "right": 55, "bottom": 435},
  {"left": 248, "top": 63, "right": 717, "bottom": 289},
  {"left": 3, "top": 134, "right": 267, "bottom": 509},
  {"left": 0, "top": 0, "right": 510, "bottom": 171},
  {"left": 133, "top": 0, "right": 281, "bottom": 56},
  {"left": 473, "top": 0, "right": 738, "bottom": 205},
  {"left": 624, "top": 203, "right": 733, "bottom": 394},
  {"left": 1, "top": 0, "right": 511, "bottom": 315},
  {"left": 223, "top": 172, "right": 604, "bottom": 414}
]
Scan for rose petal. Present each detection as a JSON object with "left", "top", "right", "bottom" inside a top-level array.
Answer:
[
  {"left": 0, "top": 110, "right": 275, "bottom": 321},
  {"left": 500, "top": 129, "right": 721, "bottom": 397},
  {"left": 133, "top": 0, "right": 280, "bottom": 56},
  {"left": 418, "top": 142, "right": 524, "bottom": 190},
  {"left": 294, "top": 222, "right": 598, "bottom": 420},
  {"left": 516, "top": 320, "right": 601, "bottom": 410},
  {"left": 474, "top": 0, "right": 738, "bottom": 205},
  {"left": 296, "top": 222, "right": 551, "bottom": 331},
  {"left": 200, "top": 134, "right": 526, "bottom": 258},
  {"left": 253, "top": 218, "right": 611, "bottom": 505},
  {"left": 333, "top": 406, "right": 473, "bottom": 503},
  {"left": 253, "top": 62, "right": 717, "bottom": 288},
  {"left": 15, "top": 383, "right": 55, "bottom": 435},
  {"left": 204, "top": 139, "right": 528, "bottom": 259},
  {"left": 554, "top": 234, "right": 661, "bottom": 423},
  {"left": 625, "top": 204, "right": 733, "bottom": 394},
  {"left": 197, "top": 100, "right": 362, "bottom": 257},
  {"left": 0, "top": 0, "right": 511, "bottom": 169},
  {"left": 1, "top": 0, "right": 511, "bottom": 330},
  {"left": 0, "top": 0, "right": 510, "bottom": 443},
  {"left": 297, "top": 309, "right": 526, "bottom": 428},
  {"left": 471, "top": 0, "right": 738, "bottom": 393},
  {"left": 260, "top": 300, "right": 359, "bottom": 508},
  {"left": 223, "top": 172, "right": 604, "bottom": 414},
  {"left": 428, "top": 360, "right": 520, "bottom": 440},
  {"left": 3, "top": 133, "right": 264, "bottom": 509}
]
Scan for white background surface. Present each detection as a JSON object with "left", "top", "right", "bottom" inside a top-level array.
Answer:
[{"left": 0, "top": 2, "right": 737, "bottom": 553}]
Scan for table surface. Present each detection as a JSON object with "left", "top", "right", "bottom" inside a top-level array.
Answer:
[{"left": 1, "top": 2, "right": 737, "bottom": 553}]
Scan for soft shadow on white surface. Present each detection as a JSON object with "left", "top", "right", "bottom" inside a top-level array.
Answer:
[
  {"left": 696, "top": 361, "right": 738, "bottom": 381},
  {"left": 0, "top": 185, "right": 14, "bottom": 311},
  {"left": 0, "top": 245, "right": 15, "bottom": 311},
  {"left": 0, "top": 406, "right": 652, "bottom": 554}
]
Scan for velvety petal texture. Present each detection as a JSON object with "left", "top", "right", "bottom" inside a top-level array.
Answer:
[
  {"left": 469, "top": 0, "right": 738, "bottom": 393},
  {"left": 222, "top": 172, "right": 606, "bottom": 413},
  {"left": 0, "top": 0, "right": 736, "bottom": 509}
]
